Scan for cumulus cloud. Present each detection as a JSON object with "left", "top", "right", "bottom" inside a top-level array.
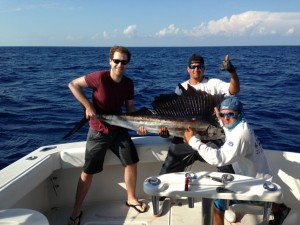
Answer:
[
  {"left": 155, "top": 24, "right": 180, "bottom": 36},
  {"left": 155, "top": 11, "right": 300, "bottom": 38},
  {"left": 123, "top": 25, "right": 137, "bottom": 37}
]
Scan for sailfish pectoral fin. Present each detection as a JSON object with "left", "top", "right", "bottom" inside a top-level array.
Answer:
[{"left": 63, "top": 116, "right": 89, "bottom": 139}]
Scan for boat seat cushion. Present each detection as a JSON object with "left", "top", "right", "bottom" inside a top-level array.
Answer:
[{"left": 0, "top": 208, "right": 49, "bottom": 225}]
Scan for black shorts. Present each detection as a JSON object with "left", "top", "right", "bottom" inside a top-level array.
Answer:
[{"left": 83, "top": 128, "right": 139, "bottom": 174}]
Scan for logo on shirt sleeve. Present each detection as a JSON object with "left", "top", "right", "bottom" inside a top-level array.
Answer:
[{"left": 227, "top": 141, "right": 234, "bottom": 147}]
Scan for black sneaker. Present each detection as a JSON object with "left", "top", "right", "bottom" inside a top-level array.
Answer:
[{"left": 269, "top": 204, "right": 291, "bottom": 225}]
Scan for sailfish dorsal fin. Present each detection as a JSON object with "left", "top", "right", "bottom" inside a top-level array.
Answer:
[{"left": 151, "top": 89, "right": 224, "bottom": 117}]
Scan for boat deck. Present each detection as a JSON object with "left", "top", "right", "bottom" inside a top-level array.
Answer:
[
  {"left": 46, "top": 199, "right": 202, "bottom": 225},
  {"left": 45, "top": 198, "right": 299, "bottom": 225}
]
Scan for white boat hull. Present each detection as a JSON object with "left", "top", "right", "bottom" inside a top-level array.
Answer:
[{"left": 0, "top": 136, "right": 299, "bottom": 224}]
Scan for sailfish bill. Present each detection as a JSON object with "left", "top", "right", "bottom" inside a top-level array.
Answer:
[{"left": 63, "top": 117, "right": 88, "bottom": 139}]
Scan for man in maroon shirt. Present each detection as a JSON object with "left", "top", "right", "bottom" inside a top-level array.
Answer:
[{"left": 68, "top": 46, "right": 147, "bottom": 225}]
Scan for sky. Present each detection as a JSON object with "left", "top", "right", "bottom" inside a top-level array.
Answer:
[{"left": 1, "top": 0, "right": 300, "bottom": 47}]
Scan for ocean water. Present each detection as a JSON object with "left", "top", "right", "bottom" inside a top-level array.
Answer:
[{"left": 1, "top": 46, "right": 300, "bottom": 169}]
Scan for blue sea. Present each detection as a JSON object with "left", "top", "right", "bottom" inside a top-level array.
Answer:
[{"left": 1, "top": 46, "right": 300, "bottom": 170}]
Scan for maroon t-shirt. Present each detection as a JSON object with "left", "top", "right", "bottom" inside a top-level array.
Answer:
[{"left": 85, "top": 70, "right": 134, "bottom": 134}]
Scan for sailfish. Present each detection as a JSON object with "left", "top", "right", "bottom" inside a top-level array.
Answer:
[{"left": 63, "top": 84, "right": 225, "bottom": 140}]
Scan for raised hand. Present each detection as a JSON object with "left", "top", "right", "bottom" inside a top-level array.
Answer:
[{"left": 220, "top": 54, "right": 236, "bottom": 73}]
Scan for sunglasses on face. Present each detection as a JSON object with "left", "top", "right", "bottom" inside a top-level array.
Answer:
[
  {"left": 112, "top": 59, "right": 128, "bottom": 65},
  {"left": 220, "top": 112, "right": 237, "bottom": 118},
  {"left": 188, "top": 64, "right": 204, "bottom": 70}
]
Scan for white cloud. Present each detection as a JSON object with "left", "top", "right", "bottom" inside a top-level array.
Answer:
[
  {"left": 101, "top": 30, "right": 118, "bottom": 39},
  {"left": 66, "top": 35, "right": 75, "bottom": 41},
  {"left": 155, "top": 11, "right": 300, "bottom": 38},
  {"left": 103, "top": 31, "right": 109, "bottom": 38},
  {"left": 155, "top": 24, "right": 180, "bottom": 37},
  {"left": 65, "top": 35, "right": 83, "bottom": 42},
  {"left": 286, "top": 28, "right": 294, "bottom": 35},
  {"left": 123, "top": 25, "right": 137, "bottom": 37}
]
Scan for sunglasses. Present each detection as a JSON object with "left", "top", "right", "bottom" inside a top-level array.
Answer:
[
  {"left": 188, "top": 64, "right": 204, "bottom": 70},
  {"left": 112, "top": 59, "right": 128, "bottom": 65},
  {"left": 220, "top": 112, "right": 237, "bottom": 118}
]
